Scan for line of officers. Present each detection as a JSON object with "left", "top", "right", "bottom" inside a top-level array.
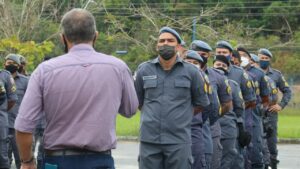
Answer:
[{"left": 135, "top": 27, "right": 292, "bottom": 169}]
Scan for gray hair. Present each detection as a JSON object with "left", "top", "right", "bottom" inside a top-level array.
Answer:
[{"left": 61, "top": 8, "right": 96, "bottom": 44}]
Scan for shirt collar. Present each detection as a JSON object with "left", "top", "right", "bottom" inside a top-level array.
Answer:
[
  {"left": 267, "top": 67, "right": 274, "bottom": 74},
  {"left": 69, "top": 44, "right": 95, "bottom": 52},
  {"left": 151, "top": 56, "right": 183, "bottom": 65}
]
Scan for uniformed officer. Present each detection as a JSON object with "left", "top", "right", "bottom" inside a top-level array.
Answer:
[
  {"left": 191, "top": 40, "right": 233, "bottom": 169},
  {"left": 258, "top": 48, "right": 292, "bottom": 169},
  {"left": 0, "top": 55, "right": 18, "bottom": 169},
  {"left": 249, "top": 53, "right": 260, "bottom": 68},
  {"left": 184, "top": 50, "right": 208, "bottom": 169},
  {"left": 215, "top": 41, "right": 256, "bottom": 169},
  {"left": 135, "top": 27, "right": 210, "bottom": 169},
  {"left": 213, "top": 55, "right": 251, "bottom": 169},
  {"left": 262, "top": 75, "right": 278, "bottom": 169},
  {"left": 239, "top": 48, "right": 270, "bottom": 169},
  {"left": 17, "top": 55, "right": 28, "bottom": 76},
  {"left": 4, "top": 54, "right": 29, "bottom": 169}
]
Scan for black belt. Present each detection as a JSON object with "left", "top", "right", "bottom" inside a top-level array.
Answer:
[{"left": 45, "top": 149, "right": 111, "bottom": 156}]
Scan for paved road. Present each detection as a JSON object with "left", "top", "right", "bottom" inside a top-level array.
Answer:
[
  {"left": 11, "top": 142, "right": 300, "bottom": 169},
  {"left": 113, "top": 142, "right": 300, "bottom": 169}
]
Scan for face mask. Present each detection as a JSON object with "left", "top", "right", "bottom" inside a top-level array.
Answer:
[
  {"left": 18, "top": 65, "right": 24, "bottom": 73},
  {"left": 259, "top": 60, "right": 270, "bottom": 69},
  {"left": 241, "top": 56, "right": 250, "bottom": 68},
  {"left": 5, "top": 65, "right": 18, "bottom": 74},
  {"left": 158, "top": 45, "right": 176, "bottom": 60},
  {"left": 225, "top": 55, "right": 231, "bottom": 62},
  {"left": 200, "top": 55, "right": 208, "bottom": 66},
  {"left": 215, "top": 67, "right": 228, "bottom": 75}
]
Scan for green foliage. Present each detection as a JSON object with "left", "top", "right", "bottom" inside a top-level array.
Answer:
[{"left": 0, "top": 37, "right": 55, "bottom": 72}]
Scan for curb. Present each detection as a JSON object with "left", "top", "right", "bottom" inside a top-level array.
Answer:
[
  {"left": 278, "top": 138, "right": 300, "bottom": 144},
  {"left": 117, "top": 136, "right": 300, "bottom": 144}
]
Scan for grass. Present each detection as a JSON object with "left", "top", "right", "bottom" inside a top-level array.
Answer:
[{"left": 116, "top": 112, "right": 140, "bottom": 136}]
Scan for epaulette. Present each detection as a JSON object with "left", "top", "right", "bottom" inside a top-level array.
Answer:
[
  {"left": 228, "top": 79, "right": 239, "bottom": 86},
  {"left": 272, "top": 68, "right": 282, "bottom": 75}
]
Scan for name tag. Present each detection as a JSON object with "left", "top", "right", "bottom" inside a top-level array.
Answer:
[{"left": 143, "top": 75, "right": 157, "bottom": 80}]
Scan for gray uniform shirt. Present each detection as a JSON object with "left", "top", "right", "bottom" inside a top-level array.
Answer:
[
  {"left": 266, "top": 67, "right": 291, "bottom": 109},
  {"left": 8, "top": 73, "right": 28, "bottom": 128},
  {"left": 0, "top": 70, "right": 18, "bottom": 128},
  {"left": 135, "top": 57, "right": 210, "bottom": 144}
]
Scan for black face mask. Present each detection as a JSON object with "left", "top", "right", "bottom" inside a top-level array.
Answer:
[
  {"left": 200, "top": 55, "right": 208, "bottom": 66},
  {"left": 158, "top": 45, "right": 176, "bottom": 60},
  {"left": 18, "top": 65, "right": 24, "bottom": 73},
  {"left": 5, "top": 65, "right": 18, "bottom": 74},
  {"left": 215, "top": 67, "right": 228, "bottom": 75}
]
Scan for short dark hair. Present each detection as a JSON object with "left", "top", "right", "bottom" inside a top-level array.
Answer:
[{"left": 61, "top": 8, "right": 96, "bottom": 44}]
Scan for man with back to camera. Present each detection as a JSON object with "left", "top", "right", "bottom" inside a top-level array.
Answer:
[
  {"left": 135, "top": 27, "right": 210, "bottom": 169},
  {"left": 14, "top": 8, "right": 138, "bottom": 169},
  {"left": 258, "top": 48, "right": 291, "bottom": 169}
]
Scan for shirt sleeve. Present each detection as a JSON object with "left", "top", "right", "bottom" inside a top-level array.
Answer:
[
  {"left": 134, "top": 68, "right": 145, "bottom": 109},
  {"left": 277, "top": 74, "right": 292, "bottom": 109},
  {"left": 232, "top": 84, "right": 245, "bottom": 124},
  {"left": 217, "top": 75, "right": 232, "bottom": 103},
  {"left": 14, "top": 67, "right": 43, "bottom": 133},
  {"left": 260, "top": 74, "right": 270, "bottom": 97},
  {"left": 5, "top": 73, "right": 18, "bottom": 102},
  {"left": 118, "top": 67, "right": 139, "bottom": 118},
  {"left": 191, "top": 70, "right": 210, "bottom": 108},
  {"left": 240, "top": 71, "right": 256, "bottom": 103}
]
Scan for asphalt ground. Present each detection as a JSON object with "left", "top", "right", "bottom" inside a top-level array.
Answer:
[{"left": 10, "top": 141, "right": 300, "bottom": 169}]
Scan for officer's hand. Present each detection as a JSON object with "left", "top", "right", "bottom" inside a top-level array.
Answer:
[
  {"left": 268, "top": 104, "right": 282, "bottom": 113},
  {"left": 21, "top": 162, "right": 36, "bottom": 169}
]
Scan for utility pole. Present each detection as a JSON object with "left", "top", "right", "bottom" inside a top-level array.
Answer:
[{"left": 192, "top": 17, "right": 197, "bottom": 41}]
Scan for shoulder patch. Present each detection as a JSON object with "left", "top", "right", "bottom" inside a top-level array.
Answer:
[{"left": 243, "top": 72, "right": 249, "bottom": 80}]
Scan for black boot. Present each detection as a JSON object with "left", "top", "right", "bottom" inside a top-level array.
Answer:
[
  {"left": 270, "top": 159, "right": 279, "bottom": 169},
  {"left": 264, "top": 165, "right": 269, "bottom": 169}
]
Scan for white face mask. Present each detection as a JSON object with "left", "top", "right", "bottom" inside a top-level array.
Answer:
[{"left": 241, "top": 56, "right": 250, "bottom": 68}]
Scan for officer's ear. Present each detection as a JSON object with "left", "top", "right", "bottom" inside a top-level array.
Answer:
[{"left": 93, "top": 31, "right": 99, "bottom": 45}]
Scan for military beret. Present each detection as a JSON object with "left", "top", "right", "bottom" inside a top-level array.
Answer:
[
  {"left": 186, "top": 50, "right": 204, "bottom": 63},
  {"left": 19, "top": 55, "right": 26, "bottom": 64},
  {"left": 258, "top": 48, "right": 272, "bottom": 58},
  {"left": 237, "top": 47, "right": 251, "bottom": 58},
  {"left": 5, "top": 53, "right": 21, "bottom": 65},
  {"left": 250, "top": 53, "right": 259, "bottom": 63},
  {"left": 216, "top": 40, "right": 233, "bottom": 52},
  {"left": 232, "top": 50, "right": 241, "bottom": 60},
  {"left": 159, "top": 26, "right": 185, "bottom": 46},
  {"left": 213, "top": 55, "right": 230, "bottom": 66},
  {"left": 190, "top": 40, "right": 212, "bottom": 52}
]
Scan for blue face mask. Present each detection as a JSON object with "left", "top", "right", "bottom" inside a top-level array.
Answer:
[
  {"left": 226, "top": 55, "right": 231, "bottom": 62},
  {"left": 259, "top": 60, "right": 270, "bottom": 69}
]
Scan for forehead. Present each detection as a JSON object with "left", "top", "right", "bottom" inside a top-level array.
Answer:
[
  {"left": 216, "top": 48, "right": 230, "bottom": 52},
  {"left": 158, "top": 32, "right": 177, "bottom": 40},
  {"left": 258, "top": 54, "right": 270, "bottom": 59},
  {"left": 5, "top": 59, "right": 18, "bottom": 64},
  {"left": 185, "top": 58, "right": 198, "bottom": 63}
]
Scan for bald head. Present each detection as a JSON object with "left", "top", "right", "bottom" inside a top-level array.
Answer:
[{"left": 61, "top": 8, "right": 96, "bottom": 44}]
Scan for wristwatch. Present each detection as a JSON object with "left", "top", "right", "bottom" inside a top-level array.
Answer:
[{"left": 21, "top": 156, "right": 35, "bottom": 164}]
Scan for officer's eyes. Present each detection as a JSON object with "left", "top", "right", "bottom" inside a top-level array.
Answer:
[{"left": 158, "top": 39, "right": 176, "bottom": 43}]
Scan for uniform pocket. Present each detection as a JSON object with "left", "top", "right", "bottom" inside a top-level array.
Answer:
[
  {"left": 143, "top": 79, "right": 161, "bottom": 99},
  {"left": 171, "top": 79, "right": 191, "bottom": 100}
]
